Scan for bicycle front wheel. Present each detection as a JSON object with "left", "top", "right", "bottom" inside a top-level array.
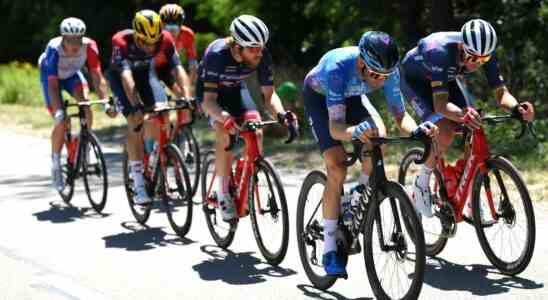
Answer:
[
  {"left": 471, "top": 156, "right": 535, "bottom": 275},
  {"left": 82, "top": 132, "right": 108, "bottom": 213},
  {"left": 162, "top": 143, "right": 193, "bottom": 238},
  {"left": 58, "top": 139, "right": 76, "bottom": 204},
  {"left": 249, "top": 158, "right": 289, "bottom": 266},
  {"left": 364, "top": 181, "right": 425, "bottom": 300},
  {"left": 200, "top": 150, "right": 237, "bottom": 248}
]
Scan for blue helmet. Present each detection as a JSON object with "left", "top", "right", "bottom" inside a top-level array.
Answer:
[{"left": 358, "top": 31, "right": 399, "bottom": 74}]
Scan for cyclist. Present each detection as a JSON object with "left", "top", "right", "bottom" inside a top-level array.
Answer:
[
  {"left": 303, "top": 31, "right": 437, "bottom": 278},
  {"left": 108, "top": 10, "right": 192, "bottom": 205},
  {"left": 400, "top": 19, "right": 535, "bottom": 218},
  {"left": 197, "top": 15, "right": 299, "bottom": 223},
  {"left": 38, "top": 17, "right": 111, "bottom": 192},
  {"left": 158, "top": 3, "right": 198, "bottom": 89}
]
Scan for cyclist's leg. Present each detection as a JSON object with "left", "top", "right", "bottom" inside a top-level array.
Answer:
[
  {"left": 40, "top": 63, "right": 66, "bottom": 190},
  {"left": 109, "top": 69, "right": 150, "bottom": 203},
  {"left": 158, "top": 65, "right": 192, "bottom": 126},
  {"left": 209, "top": 87, "right": 243, "bottom": 221},
  {"left": 304, "top": 84, "right": 347, "bottom": 277},
  {"left": 240, "top": 82, "right": 261, "bottom": 153},
  {"left": 140, "top": 64, "right": 169, "bottom": 153},
  {"left": 66, "top": 71, "right": 92, "bottom": 128}
]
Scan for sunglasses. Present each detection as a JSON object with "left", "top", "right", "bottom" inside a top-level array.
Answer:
[
  {"left": 164, "top": 24, "right": 181, "bottom": 33},
  {"left": 464, "top": 51, "right": 491, "bottom": 64},
  {"left": 362, "top": 65, "right": 391, "bottom": 80},
  {"left": 244, "top": 46, "right": 263, "bottom": 55}
]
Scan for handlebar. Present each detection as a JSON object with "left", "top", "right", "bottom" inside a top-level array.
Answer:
[
  {"left": 459, "top": 104, "right": 537, "bottom": 140},
  {"left": 142, "top": 98, "right": 195, "bottom": 114},
  {"left": 224, "top": 120, "right": 294, "bottom": 151},
  {"left": 343, "top": 135, "right": 432, "bottom": 167},
  {"left": 65, "top": 97, "right": 113, "bottom": 108}
]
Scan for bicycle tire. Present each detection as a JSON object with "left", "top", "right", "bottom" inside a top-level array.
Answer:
[
  {"left": 471, "top": 156, "right": 536, "bottom": 275},
  {"left": 175, "top": 126, "right": 201, "bottom": 201},
  {"left": 249, "top": 157, "right": 289, "bottom": 266},
  {"left": 82, "top": 132, "right": 108, "bottom": 213}
]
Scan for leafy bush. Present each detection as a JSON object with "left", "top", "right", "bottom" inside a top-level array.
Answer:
[{"left": 0, "top": 61, "right": 42, "bottom": 105}]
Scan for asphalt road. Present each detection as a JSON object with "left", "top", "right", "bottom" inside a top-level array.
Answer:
[{"left": 0, "top": 130, "right": 546, "bottom": 300}]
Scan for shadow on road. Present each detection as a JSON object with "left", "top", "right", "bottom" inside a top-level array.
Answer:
[
  {"left": 101, "top": 221, "right": 196, "bottom": 251},
  {"left": 296, "top": 284, "right": 373, "bottom": 300},
  {"left": 33, "top": 201, "right": 111, "bottom": 223},
  {"left": 424, "top": 257, "right": 544, "bottom": 296},
  {"left": 192, "top": 244, "right": 297, "bottom": 285}
]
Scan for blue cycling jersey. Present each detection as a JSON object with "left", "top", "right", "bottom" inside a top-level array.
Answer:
[
  {"left": 304, "top": 47, "right": 405, "bottom": 119},
  {"left": 401, "top": 32, "right": 505, "bottom": 94}
]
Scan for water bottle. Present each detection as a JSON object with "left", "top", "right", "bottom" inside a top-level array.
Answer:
[
  {"left": 148, "top": 141, "right": 159, "bottom": 174},
  {"left": 341, "top": 193, "right": 353, "bottom": 227}
]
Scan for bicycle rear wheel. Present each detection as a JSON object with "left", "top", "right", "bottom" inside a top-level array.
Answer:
[
  {"left": 364, "top": 181, "right": 425, "bottom": 300},
  {"left": 162, "top": 143, "right": 193, "bottom": 237},
  {"left": 58, "top": 139, "right": 76, "bottom": 204},
  {"left": 296, "top": 171, "right": 337, "bottom": 291},
  {"left": 82, "top": 132, "right": 108, "bottom": 213},
  {"left": 122, "top": 148, "right": 152, "bottom": 224},
  {"left": 201, "top": 150, "right": 237, "bottom": 248},
  {"left": 249, "top": 158, "right": 289, "bottom": 266},
  {"left": 399, "top": 147, "right": 449, "bottom": 256},
  {"left": 174, "top": 126, "right": 201, "bottom": 201},
  {"left": 471, "top": 156, "right": 535, "bottom": 275}
]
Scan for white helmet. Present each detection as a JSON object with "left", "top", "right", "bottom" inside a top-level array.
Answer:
[
  {"left": 60, "top": 17, "right": 86, "bottom": 36},
  {"left": 461, "top": 19, "right": 497, "bottom": 56},
  {"left": 230, "top": 15, "right": 269, "bottom": 47}
]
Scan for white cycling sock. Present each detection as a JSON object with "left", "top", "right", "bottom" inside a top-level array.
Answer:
[
  {"left": 323, "top": 218, "right": 338, "bottom": 254},
  {"left": 130, "top": 161, "right": 144, "bottom": 188},
  {"left": 217, "top": 176, "right": 230, "bottom": 196},
  {"left": 359, "top": 174, "right": 369, "bottom": 186},
  {"left": 52, "top": 153, "right": 61, "bottom": 169},
  {"left": 417, "top": 165, "right": 433, "bottom": 188}
]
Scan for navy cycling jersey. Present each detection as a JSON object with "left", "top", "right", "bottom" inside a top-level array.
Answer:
[
  {"left": 401, "top": 32, "right": 505, "bottom": 94},
  {"left": 198, "top": 38, "right": 274, "bottom": 93},
  {"left": 304, "top": 47, "right": 406, "bottom": 119}
]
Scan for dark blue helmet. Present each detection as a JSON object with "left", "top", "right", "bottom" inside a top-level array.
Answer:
[{"left": 358, "top": 31, "right": 399, "bottom": 74}]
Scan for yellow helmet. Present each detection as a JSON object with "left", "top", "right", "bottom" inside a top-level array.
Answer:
[
  {"left": 159, "top": 4, "right": 185, "bottom": 24},
  {"left": 133, "top": 10, "right": 162, "bottom": 44}
]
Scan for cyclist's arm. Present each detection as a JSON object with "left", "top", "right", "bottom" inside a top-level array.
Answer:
[
  {"left": 261, "top": 86, "right": 285, "bottom": 118},
  {"left": 432, "top": 91, "right": 466, "bottom": 122},
  {"left": 182, "top": 27, "right": 199, "bottom": 83},
  {"left": 120, "top": 69, "right": 140, "bottom": 107},
  {"left": 328, "top": 109, "right": 354, "bottom": 142},
  {"left": 202, "top": 90, "right": 231, "bottom": 123},
  {"left": 394, "top": 112, "right": 419, "bottom": 136},
  {"left": 384, "top": 70, "right": 417, "bottom": 136},
  {"left": 47, "top": 77, "right": 62, "bottom": 111},
  {"left": 44, "top": 48, "right": 63, "bottom": 111},
  {"left": 495, "top": 85, "right": 519, "bottom": 110},
  {"left": 86, "top": 41, "right": 109, "bottom": 99},
  {"left": 173, "top": 65, "right": 192, "bottom": 98}
]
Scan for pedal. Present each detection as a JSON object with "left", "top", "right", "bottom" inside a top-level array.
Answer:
[{"left": 348, "top": 238, "right": 361, "bottom": 255}]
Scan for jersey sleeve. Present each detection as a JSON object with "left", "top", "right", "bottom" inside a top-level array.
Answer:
[
  {"left": 482, "top": 54, "right": 505, "bottom": 89},
  {"left": 201, "top": 51, "right": 223, "bottom": 93},
  {"left": 86, "top": 39, "right": 102, "bottom": 73},
  {"left": 257, "top": 49, "right": 274, "bottom": 86},
  {"left": 110, "top": 34, "right": 130, "bottom": 72},
  {"left": 425, "top": 48, "right": 451, "bottom": 94},
  {"left": 325, "top": 62, "right": 346, "bottom": 108},
  {"left": 383, "top": 69, "right": 406, "bottom": 118},
  {"left": 44, "top": 46, "right": 60, "bottom": 79}
]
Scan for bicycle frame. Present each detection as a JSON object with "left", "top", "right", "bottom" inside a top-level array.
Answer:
[
  {"left": 205, "top": 120, "right": 277, "bottom": 218},
  {"left": 436, "top": 126, "right": 493, "bottom": 223}
]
